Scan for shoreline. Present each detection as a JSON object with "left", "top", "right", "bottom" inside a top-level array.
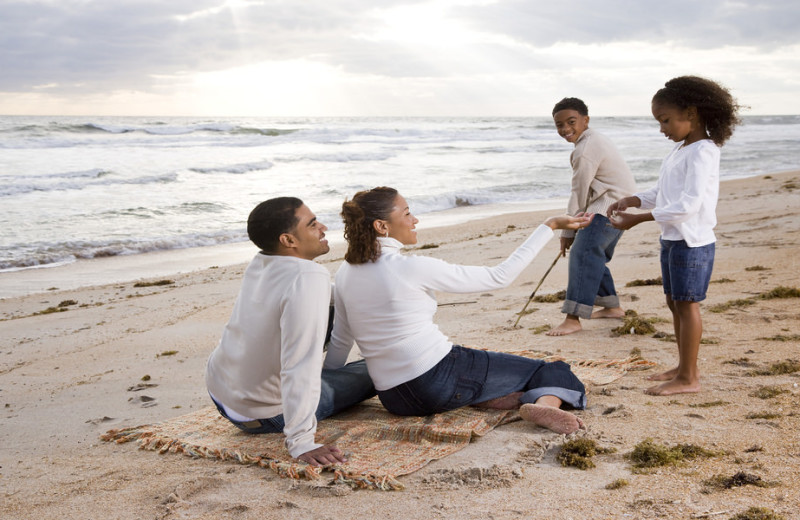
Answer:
[
  {"left": 0, "top": 198, "right": 567, "bottom": 299},
  {"left": 2, "top": 166, "right": 793, "bottom": 299}
]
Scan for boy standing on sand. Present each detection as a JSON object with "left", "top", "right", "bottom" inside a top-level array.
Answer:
[{"left": 547, "top": 98, "right": 637, "bottom": 336}]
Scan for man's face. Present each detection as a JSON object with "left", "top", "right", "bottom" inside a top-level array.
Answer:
[
  {"left": 287, "top": 204, "right": 329, "bottom": 260},
  {"left": 553, "top": 109, "right": 590, "bottom": 144}
]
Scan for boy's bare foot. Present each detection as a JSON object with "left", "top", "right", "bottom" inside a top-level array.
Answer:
[
  {"left": 473, "top": 392, "right": 523, "bottom": 410},
  {"left": 546, "top": 317, "right": 582, "bottom": 336},
  {"left": 519, "top": 403, "right": 585, "bottom": 434},
  {"left": 646, "top": 367, "right": 679, "bottom": 381},
  {"left": 644, "top": 378, "right": 701, "bottom": 396},
  {"left": 591, "top": 307, "right": 625, "bottom": 319}
]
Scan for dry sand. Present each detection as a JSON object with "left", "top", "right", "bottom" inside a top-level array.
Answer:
[{"left": 2, "top": 171, "right": 799, "bottom": 520}]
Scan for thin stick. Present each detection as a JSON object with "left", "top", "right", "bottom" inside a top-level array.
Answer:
[
  {"left": 513, "top": 251, "right": 562, "bottom": 328},
  {"left": 691, "top": 512, "right": 729, "bottom": 519}
]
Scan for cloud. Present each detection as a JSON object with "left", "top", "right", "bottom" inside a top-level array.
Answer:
[
  {"left": 0, "top": 0, "right": 798, "bottom": 115},
  {"left": 0, "top": 0, "right": 402, "bottom": 91},
  {"left": 454, "top": 0, "right": 800, "bottom": 48}
]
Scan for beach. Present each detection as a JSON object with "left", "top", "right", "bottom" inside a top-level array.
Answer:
[{"left": 2, "top": 170, "right": 799, "bottom": 519}]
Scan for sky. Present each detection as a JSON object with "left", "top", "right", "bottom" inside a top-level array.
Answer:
[{"left": 1, "top": 0, "right": 799, "bottom": 117}]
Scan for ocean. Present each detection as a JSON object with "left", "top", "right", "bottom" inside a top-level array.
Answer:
[{"left": 1, "top": 115, "right": 798, "bottom": 297}]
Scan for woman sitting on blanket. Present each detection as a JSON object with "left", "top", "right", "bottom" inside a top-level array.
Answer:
[{"left": 323, "top": 186, "right": 591, "bottom": 435}]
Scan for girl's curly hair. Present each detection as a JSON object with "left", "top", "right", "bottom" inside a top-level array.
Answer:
[
  {"left": 341, "top": 186, "right": 398, "bottom": 264},
  {"left": 652, "top": 75, "right": 743, "bottom": 146}
]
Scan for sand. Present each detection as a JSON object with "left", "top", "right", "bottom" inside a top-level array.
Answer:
[{"left": 2, "top": 171, "right": 799, "bottom": 519}]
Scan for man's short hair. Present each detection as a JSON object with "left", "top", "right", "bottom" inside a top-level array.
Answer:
[
  {"left": 247, "top": 197, "right": 303, "bottom": 253},
  {"left": 552, "top": 97, "right": 589, "bottom": 116}
]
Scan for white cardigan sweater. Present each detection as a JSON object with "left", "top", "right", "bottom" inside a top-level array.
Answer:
[
  {"left": 206, "top": 254, "right": 330, "bottom": 458},
  {"left": 324, "top": 225, "right": 554, "bottom": 390}
]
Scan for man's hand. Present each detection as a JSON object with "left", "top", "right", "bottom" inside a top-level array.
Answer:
[
  {"left": 297, "top": 444, "right": 347, "bottom": 466},
  {"left": 559, "top": 236, "right": 574, "bottom": 257}
]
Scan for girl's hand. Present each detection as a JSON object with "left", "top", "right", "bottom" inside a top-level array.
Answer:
[
  {"left": 608, "top": 211, "right": 637, "bottom": 230},
  {"left": 606, "top": 196, "right": 641, "bottom": 218},
  {"left": 544, "top": 213, "right": 594, "bottom": 231}
]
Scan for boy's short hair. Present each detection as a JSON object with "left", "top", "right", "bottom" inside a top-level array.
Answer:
[
  {"left": 552, "top": 97, "right": 589, "bottom": 116},
  {"left": 247, "top": 197, "right": 303, "bottom": 253}
]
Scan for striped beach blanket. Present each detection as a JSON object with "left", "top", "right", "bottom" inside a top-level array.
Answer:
[{"left": 101, "top": 354, "right": 652, "bottom": 490}]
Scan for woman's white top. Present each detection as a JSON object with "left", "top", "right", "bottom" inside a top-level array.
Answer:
[{"left": 324, "top": 225, "right": 554, "bottom": 390}]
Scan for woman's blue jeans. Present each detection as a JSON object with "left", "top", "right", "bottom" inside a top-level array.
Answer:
[
  {"left": 562, "top": 214, "right": 623, "bottom": 319},
  {"left": 377, "top": 346, "right": 586, "bottom": 416}
]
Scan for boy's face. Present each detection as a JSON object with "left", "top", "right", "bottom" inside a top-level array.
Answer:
[{"left": 553, "top": 109, "right": 590, "bottom": 144}]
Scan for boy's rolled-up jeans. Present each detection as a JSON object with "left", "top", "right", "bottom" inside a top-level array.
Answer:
[{"left": 561, "top": 214, "right": 623, "bottom": 319}]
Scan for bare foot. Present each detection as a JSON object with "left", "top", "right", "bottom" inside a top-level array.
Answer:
[
  {"left": 519, "top": 403, "right": 585, "bottom": 434},
  {"left": 546, "top": 317, "right": 582, "bottom": 336},
  {"left": 591, "top": 307, "right": 625, "bottom": 319},
  {"left": 473, "top": 392, "right": 523, "bottom": 410},
  {"left": 646, "top": 367, "right": 679, "bottom": 381},
  {"left": 644, "top": 378, "right": 701, "bottom": 396}
]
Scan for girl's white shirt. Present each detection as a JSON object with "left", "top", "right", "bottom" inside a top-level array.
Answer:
[{"left": 636, "top": 139, "right": 720, "bottom": 247}]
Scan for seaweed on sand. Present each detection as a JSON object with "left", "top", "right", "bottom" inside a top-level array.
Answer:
[
  {"left": 557, "top": 439, "right": 616, "bottom": 470},
  {"left": 627, "top": 439, "right": 719, "bottom": 470}
]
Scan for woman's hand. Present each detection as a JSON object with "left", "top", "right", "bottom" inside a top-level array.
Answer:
[{"left": 544, "top": 213, "right": 594, "bottom": 231}]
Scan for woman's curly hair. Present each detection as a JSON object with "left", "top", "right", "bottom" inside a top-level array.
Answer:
[
  {"left": 341, "top": 186, "right": 398, "bottom": 264},
  {"left": 652, "top": 75, "right": 743, "bottom": 146}
]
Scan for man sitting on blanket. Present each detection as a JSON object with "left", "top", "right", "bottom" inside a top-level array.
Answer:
[{"left": 206, "top": 197, "right": 376, "bottom": 466}]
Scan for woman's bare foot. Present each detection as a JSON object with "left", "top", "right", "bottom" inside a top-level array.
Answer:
[
  {"left": 644, "top": 377, "right": 701, "bottom": 396},
  {"left": 519, "top": 403, "right": 585, "bottom": 434},
  {"left": 546, "top": 316, "right": 582, "bottom": 336},
  {"left": 647, "top": 366, "right": 679, "bottom": 381},
  {"left": 591, "top": 307, "right": 625, "bottom": 319},
  {"left": 473, "top": 392, "right": 523, "bottom": 410}
]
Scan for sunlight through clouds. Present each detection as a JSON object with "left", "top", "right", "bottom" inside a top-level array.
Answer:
[{"left": 0, "top": 0, "right": 798, "bottom": 115}]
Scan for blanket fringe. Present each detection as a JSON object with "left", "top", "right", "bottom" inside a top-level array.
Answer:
[
  {"left": 333, "top": 469, "right": 404, "bottom": 491},
  {"left": 102, "top": 424, "right": 407, "bottom": 490}
]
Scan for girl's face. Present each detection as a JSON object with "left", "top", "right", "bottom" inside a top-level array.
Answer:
[
  {"left": 384, "top": 195, "right": 419, "bottom": 245},
  {"left": 651, "top": 101, "right": 695, "bottom": 143}
]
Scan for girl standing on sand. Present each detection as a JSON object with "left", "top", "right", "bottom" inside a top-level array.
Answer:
[
  {"left": 324, "top": 186, "right": 591, "bottom": 434},
  {"left": 607, "top": 76, "right": 742, "bottom": 396}
]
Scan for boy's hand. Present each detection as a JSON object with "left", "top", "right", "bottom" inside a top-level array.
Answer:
[
  {"left": 559, "top": 236, "right": 574, "bottom": 257},
  {"left": 298, "top": 444, "right": 347, "bottom": 466}
]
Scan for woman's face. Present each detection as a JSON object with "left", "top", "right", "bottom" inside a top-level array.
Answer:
[{"left": 385, "top": 195, "right": 419, "bottom": 245}]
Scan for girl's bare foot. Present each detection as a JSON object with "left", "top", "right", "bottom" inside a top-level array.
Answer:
[
  {"left": 645, "top": 378, "right": 701, "bottom": 396},
  {"left": 519, "top": 403, "right": 585, "bottom": 434},
  {"left": 646, "top": 367, "right": 679, "bottom": 381},
  {"left": 591, "top": 307, "right": 625, "bottom": 319},
  {"left": 546, "top": 317, "right": 582, "bottom": 336},
  {"left": 473, "top": 392, "right": 523, "bottom": 410}
]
